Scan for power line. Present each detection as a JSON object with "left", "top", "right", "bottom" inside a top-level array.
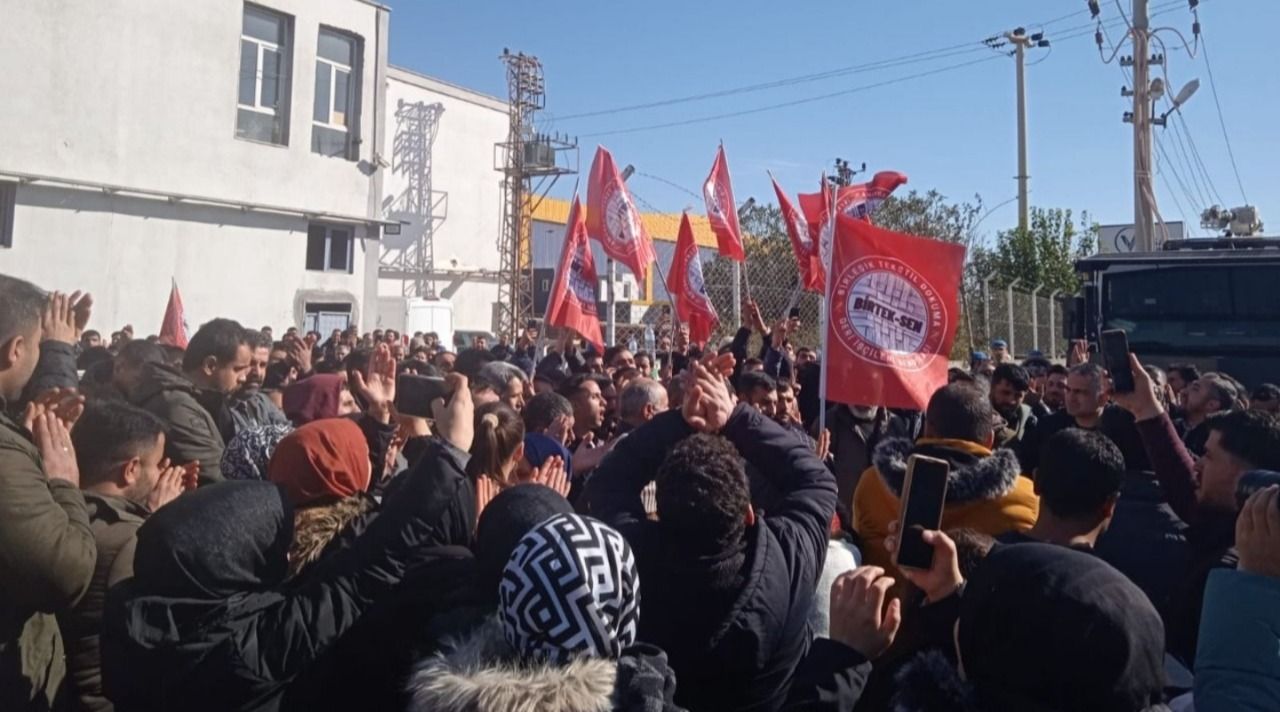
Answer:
[
  {"left": 558, "top": 1, "right": 1187, "bottom": 124},
  {"left": 1175, "top": 110, "right": 1225, "bottom": 206},
  {"left": 556, "top": 45, "right": 991, "bottom": 121},
  {"left": 581, "top": 55, "right": 1005, "bottom": 139},
  {"left": 1154, "top": 141, "right": 1198, "bottom": 237},
  {"left": 1165, "top": 112, "right": 1211, "bottom": 208},
  {"left": 1199, "top": 32, "right": 1249, "bottom": 203},
  {"left": 1155, "top": 137, "right": 1204, "bottom": 235}
]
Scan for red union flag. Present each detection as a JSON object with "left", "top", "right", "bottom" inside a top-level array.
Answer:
[
  {"left": 158, "top": 280, "right": 189, "bottom": 349},
  {"left": 825, "top": 214, "right": 965, "bottom": 410},
  {"left": 770, "top": 174, "right": 822, "bottom": 293},
  {"left": 546, "top": 197, "right": 604, "bottom": 351},
  {"left": 585, "top": 146, "right": 656, "bottom": 283},
  {"left": 836, "top": 171, "right": 908, "bottom": 219},
  {"left": 798, "top": 181, "right": 833, "bottom": 292},
  {"left": 668, "top": 212, "right": 719, "bottom": 345},
  {"left": 702, "top": 145, "right": 745, "bottom": 261}
]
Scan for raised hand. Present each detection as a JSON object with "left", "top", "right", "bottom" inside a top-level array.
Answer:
[
  {"left": 29, "top": 388, "right": 85, "bottom": 429},
  {"left": 528, "top": 455, "right": 570, "bottom": 496},
  {"left": 147, "top": 461, "right": 188, "bottom": 511},
  {"left": 352, "top": 343, "right": 396, "bottom": 423},
  {"left": 1067, "top": 339, "right": 1089, "bottom": 367},
  {"left": 548, "top": 413, "right": 575, "bottom": 447},
  {"left": 816, "top": 428, "right": 832, "bottom": 461},
  {"left": 883, "top": 520, "right": 963, "bottom": 603},
  {"left": 431, "top": 373, "right": 474, "bottom": 452},
  {"left": 682, "top": 362, "right": 735, "bottom": 433},
  {"left": 34, "top": 412, "right": 79, "bottom": 485},
  {"left": 41, "top": 292, "right": 79, "bottom": 345},
  {"left": 285, "top": 336, "right": 313, "bottom": 375},
  {"left": 828, "top": 567, "right": 902, "bottom": 660},
  {"left": 1109, "top": 353, "right": 1163, "bottom": 421},
  {"left": 1237, "top": 485, "right": 1280, "bottom": 579}
]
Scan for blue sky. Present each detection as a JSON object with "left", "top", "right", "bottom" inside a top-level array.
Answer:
[{"left": 388, "top": 0, "right": 1276, "bottom": 246}]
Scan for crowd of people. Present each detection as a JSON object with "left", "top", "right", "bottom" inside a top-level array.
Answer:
[{"left": 3, "top": 272, "right": 1279, "bottom": 712}]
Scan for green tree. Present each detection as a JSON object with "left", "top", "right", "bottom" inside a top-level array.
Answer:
[{"left": 980, "top": 207, "right": 1097, "bottom": 293}]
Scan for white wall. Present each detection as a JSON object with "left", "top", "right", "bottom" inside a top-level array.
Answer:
[
  {"left": 0, "top": 0, "right": 383, "bottom": 216},
  {"left": 5, "top": 186, "right": 373, "bottom": 334},
  {"left": 0, "top": 0, "right": 387, "bottom": 331},
  {"left": 379, "top": 68, "right": 509, "bottom": 333}
]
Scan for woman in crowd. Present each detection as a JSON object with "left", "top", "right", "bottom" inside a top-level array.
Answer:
[
  {"left": 267, "top": 418, "right": 375, "bottom": 579},
  {"left": 407, "top": 512, "right": 681, "bottom": 712},
  {"left": 281, "top": 373, "right": 358, "bottom": 426}
]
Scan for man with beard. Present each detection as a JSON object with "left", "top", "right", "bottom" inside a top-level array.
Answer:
[
  {"left": 989, "top": 363, "right": 1037, "bottom": 452},
  {"left": 226, "top": 329, "right": 289, "bottom": 440}
]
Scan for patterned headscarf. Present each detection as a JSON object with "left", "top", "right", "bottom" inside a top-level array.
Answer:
[
  {"left": 221, "top": 424, "right": 294, "bottom": 481},
  {"left": 499, "top": 513, "right": 640, "bottom": 664}
]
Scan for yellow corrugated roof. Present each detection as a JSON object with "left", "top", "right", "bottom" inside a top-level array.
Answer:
[{"left": 531, "top": 196, "right": 719, "bottom": 249}]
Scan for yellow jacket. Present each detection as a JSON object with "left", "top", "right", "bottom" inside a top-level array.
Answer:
[{"left": 853, "top": 437, "right": 1039, "bottom": 580}]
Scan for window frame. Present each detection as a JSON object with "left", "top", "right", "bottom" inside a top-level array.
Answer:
[
  {"left": 306, "top": 223, "right": 355, "bottom": 274},
  {"left": 311, "top": 27, "right": 361, "bottom": 160},
  {"left": 235, "top": 3, "right": 292, "bottom": 146}
]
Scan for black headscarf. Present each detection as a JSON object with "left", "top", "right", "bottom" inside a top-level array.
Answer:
[
  {"left": 132, "top": 481, "right": 294, "bottom": 599},
  {"left": 959, "top": 543, "right": 1166, "bottom": 712}
]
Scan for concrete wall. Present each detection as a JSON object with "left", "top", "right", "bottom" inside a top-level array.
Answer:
[
  {"left": 6, "top": 186, "right": 373, "bottom": 335},
  {"left": 0, "top": 0, "right": 386, "bottom": 331},
  {"left": 379, "top": 68, "right": 509, "bottom": 333}
]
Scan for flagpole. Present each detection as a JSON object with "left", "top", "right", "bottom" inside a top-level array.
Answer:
[{"left": 818, "top": 179, "right": 838, "bottom": 439}]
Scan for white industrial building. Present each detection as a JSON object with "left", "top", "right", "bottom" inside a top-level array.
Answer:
[{"left": 0, "top": 0, "right": 513, "bottom": 337}]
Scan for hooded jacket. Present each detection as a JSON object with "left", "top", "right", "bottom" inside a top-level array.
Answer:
[
  {"left": 407, "top": 616, "right": 684, "bottom": 712},
  {"left": 853, "top": 437, "right": 1038, "bottom": 579},
  {"left": 0, "top": 398, "right": 96, "bottom": 711},
  {"left": 130, "top": 362, "right": 227, "bottom": 483},
  {"left": 101, "top": 439, "right": 475, "bottom": 712},
  {"left": 587, "top": 406, "right": 837, "bottom": 712}
]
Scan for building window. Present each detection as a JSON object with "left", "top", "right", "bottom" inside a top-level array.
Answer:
[
  {"left": 0, "top": 183, "right": 15, "bottom": 248},
  {"left": 306, "top": 224, "right": 354, "bottom": 273},
  {"left": 304, "top": 302, "right": 353, "bottom": 335},
  {"left": 312, "top": 29, "right": 361, "bottom": 160},
  {"left": 237, "top": 4, "right": 292, "bottom": 145}
]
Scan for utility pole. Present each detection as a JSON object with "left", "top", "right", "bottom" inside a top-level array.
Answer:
[
  {"left": 1001, "top": 28, "right": 1049, "bottom": 232},
  {"left": 1130, "top": 0, "right": 1156, "bottom": 252},
  {"left": 827, "top": 158, "right": 864, "bottom": 188}
]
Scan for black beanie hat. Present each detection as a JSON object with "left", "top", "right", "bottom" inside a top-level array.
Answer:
[
  {"left": 959, "top": 543, "right": 1166, "bottom": 712},
  {"left": 474, "top": 484, "right": 573, "bottom": 597}
]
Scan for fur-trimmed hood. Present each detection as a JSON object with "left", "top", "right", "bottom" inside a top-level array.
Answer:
[
  {"left": 873, "top": 437, "right": 1022, "bottom": 504},
  {"left": 890, "top": 650, "right": 1174, "bottom": 712},
  {"left": 287, "top": 494, "right": 374, "bottom": 579},
  {"left": 406, "top": 616, "right": 618, "bottom": 712}
]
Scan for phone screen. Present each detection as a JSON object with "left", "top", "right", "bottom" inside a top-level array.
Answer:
[
  {"left": 394, "top": 374, "right": 449, "bottom": 419},
  {"left": 896, "top": 455, "right": 950, "bottom": 570},
  {"left": 1100, "top": 329, "right": 1134, "bottom": 393}
]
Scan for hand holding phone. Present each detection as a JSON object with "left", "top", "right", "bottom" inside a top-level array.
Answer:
[
  {"left": 395, "top": 374, "right": 450, "bottom": 419},
  {"left": 895, "top": 455, "right": 950, "bottom": 570},
  {"left": 1100, "top": 329, "right": 1135, "bottom": 393}
]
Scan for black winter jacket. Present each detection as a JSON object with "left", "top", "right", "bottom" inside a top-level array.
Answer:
[
  {"left": 587, "top": 405, "right": 838, "bottom": 712},
  {"left": 100, "top": 440, "right": 475, "bottom": 712}
]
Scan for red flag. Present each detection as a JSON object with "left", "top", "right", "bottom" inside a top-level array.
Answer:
[
  {"left": 702, "top": 145, "right": 745, "bottom": 261},
  {"left": 835, "top": 171, "right": 908, "bottom": 219},
  {"left": 800, "top": 171, "right": 908, "bottom": 292},
  {"left": 585, "top": 146, "right": 656, "bottom": 283},
  {"left": 668, "top": 212, "right": 719, "bottom": 345},
  {"left": 798, "top": 180, "right": 833, "bottom": 292},
  {"left": 770, "top": 174, "right": 822, "bottom": 294},
  {"left": 824, "top": 214, "right": 965, "bottom": 410},
  {"left": 158, "top": 280, "right": 189, "bottom": 349},
  {"left": 546, "top": 197, "right": 605, "bottom": 351}
]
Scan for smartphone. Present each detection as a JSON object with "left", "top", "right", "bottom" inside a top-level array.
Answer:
[
  {"left": 788, "top": 306, "right": 801, "bottom": 320},
  {"left": 394, "top": 374, "right": 449, "bottom": 418},
  {"left": 1100, "top": 329, "right": 1135, "bottom": 394},
  {"left": 1236, "top": 470, "right": 1280, "bottom": 510},
  {"left": 895, "top": 454, "right": 950, "bottom": 570}
]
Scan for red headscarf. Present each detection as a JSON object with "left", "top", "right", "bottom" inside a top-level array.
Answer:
[
  {"left": 268, "top": 418, "right": 370, "bottom": 506},
  {"left": 283, "top": 375, "right": 346, "bottom": 425}
]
